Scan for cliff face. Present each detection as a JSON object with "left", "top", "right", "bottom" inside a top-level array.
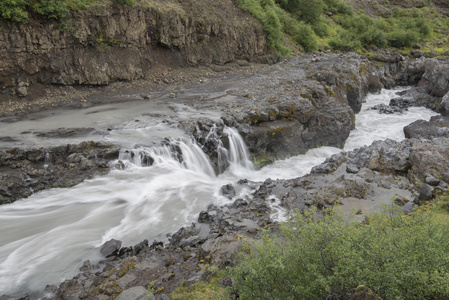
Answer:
[{"left": 0, "top": 0, "right": 269, "bottom": 98}]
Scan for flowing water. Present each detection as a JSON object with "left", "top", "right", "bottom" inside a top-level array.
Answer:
[{"left": 0, "top": 88, "right": 439, "bottom": 297}]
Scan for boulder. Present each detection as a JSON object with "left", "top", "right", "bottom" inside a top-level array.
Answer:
[
  {"left": 219, "top": 184, "right": 236, "bottom": 199},
  {"left": 100, "top": 239, "right": 122, "bottom": 257},
  {"left": 419, "top": 183, "right": 434, "bottom": 201}
]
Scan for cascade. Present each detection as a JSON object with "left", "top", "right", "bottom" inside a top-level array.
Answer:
[{"left": 0, "top": 88, "right": 439, "bottom": 298}]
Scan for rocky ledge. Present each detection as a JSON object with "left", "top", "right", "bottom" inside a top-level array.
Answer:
[{"left": 0, "top": 141, "right": 119, "bottom": 204}]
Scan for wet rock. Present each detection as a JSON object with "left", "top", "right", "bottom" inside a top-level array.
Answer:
[
  {"left": 419, "top": 183, "right": 434, "bottom": 201},
  {"left": 220, "top": 184, "right": 236, "bottom": 199},
  {"left": 100, "top": 239, "right": 122, "bottom": 257},
  {"left": 229, "top": 198, "right": 248, "bottom": 208},
  {"left": 389, "top": 97, "right": 411, "bottom": 109},
  {"left": 0, "top": 141, "right": 120, "bottom": 204},
  {"left": 115, "top": 286, "right": 152, "bottom": 300},
  {"left": 371, "top": 104, "right": 405, "bottom": 114}
]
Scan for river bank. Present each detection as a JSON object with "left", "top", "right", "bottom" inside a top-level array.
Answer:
[{"left": 1, "top": 52, "right": 449, "bottom": 299}]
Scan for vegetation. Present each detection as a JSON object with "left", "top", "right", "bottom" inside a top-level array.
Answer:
[
  {"left": 235, "top": 0, "right": 445, "bottom": 55},
  {"left": 1, "top": 0, "right": 447, "bottom": 56},
  {"left": 228, "top": 201, "right": 449, "bottom": 299},
  {"left": 0, "top": 0, "right": 134, "bottom": 23}
]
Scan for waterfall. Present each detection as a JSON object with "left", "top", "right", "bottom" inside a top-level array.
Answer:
[
  {"left": 43, "top": 152, "right": 51, "bottom": 169},
  {"left": 0, "top": 88, "right": 439, "bottom": 298},
  {"left": 224, "top": 126, "right": 255, "bottom": 170}
]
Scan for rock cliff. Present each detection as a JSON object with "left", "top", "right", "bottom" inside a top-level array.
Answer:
[{"left": 0, "top": 0, "right": 270, "bottom": 99}]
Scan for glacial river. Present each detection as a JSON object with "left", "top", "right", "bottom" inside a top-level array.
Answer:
[{"left": 0, "top": 88, "right": 438, "bottom": 297}]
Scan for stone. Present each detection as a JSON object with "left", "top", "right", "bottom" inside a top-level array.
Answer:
[
  {"left": 229, "top": 198, "right": 248, "bottom": 208},
  {"left": 219, "top": 184, "right": 236, "bottom": 199},
  {"left": 346, "top": 164, "right": 360, "bottom": 174},
  {"left": 79, "top": 260, "right": 91, "bottom": 272},
  {"left": 100, "top": 239, "right": 122, "bottom": 257},
  {"left": 440, "top": 91, "right": 449, "bottom": 114},
  {"left": 115, "top": 286, "right": 152, "bottom": 300},
  {"left": 371, "top": 104, "right": 404, "bottom": 114},
  {"left": 425, "top": 175, "right": 440, "bottom": 186},
  {"left": 419, "top": 183, "right": 434, "bottom": 201},
  {"left": 17, "top": 86, "right": 27, "bottom": 97}
]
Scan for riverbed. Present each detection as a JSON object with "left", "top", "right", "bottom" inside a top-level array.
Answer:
[{"left": 0, "top": 86, "right": 439, "bottom": 297}]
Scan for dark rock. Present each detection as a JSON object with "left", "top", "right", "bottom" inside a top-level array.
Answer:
[
  {"left": 404, "top": 116, "right": 449, "bottom": 139},
  {"left": 371, "top": 104, "right": 405, "bottom": 114},
  {"left": 100, "top": 239, "right": 122, "bottom": 257},
  {"left": 418, "top": 59, "right": 449, "bottom": 97},
  {"left": 389, "top": 97, "right": 412, "bottom": 109},
  {"left": 229, "top": 198, "right": 248, "bottom": 208},
  {"left": 440, "top": 91, "right": 449, "bottom": 115},
  {"left": 220, "top": 184, "right": 236, "bottom": 199},
  {"left": 198, "top": 210, "right": 213, "bottom": 223},
  {"left": 419, "top": 184, "right": 434, "bottom": 201}
]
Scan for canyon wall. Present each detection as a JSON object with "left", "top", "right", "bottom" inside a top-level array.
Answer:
[{"left": 0, "top": 0, "right": 270, "bottom": 99}]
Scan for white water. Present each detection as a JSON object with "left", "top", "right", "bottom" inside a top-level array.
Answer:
[{"left": 0, "top": 88, "right": 438, "bottom": 297}]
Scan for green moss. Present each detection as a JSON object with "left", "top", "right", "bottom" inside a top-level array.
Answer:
[{"left": 170, "top": 279, "right": 230, "bottom": 300}]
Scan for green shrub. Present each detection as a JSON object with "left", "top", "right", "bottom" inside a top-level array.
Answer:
[
  {"left": 311, "top": 22, "right": 328, "bottom": 37},
  {"left": 237, "top": 0, "right": 292, "bottom": 56},
  {"left": 388, "top": 30, "right": 419, "bottom": 48},
  {"left": 295, "top": 22, "right": 318, "bottom": 52},
  {"left": 33, "top": 0, "right": 69, "bottom": 19},
  {"left": 323, "top": 0, "right": 352, "bottom": 15},
  {"left": 229, "top": 205, "right": 449, "bottom": 299},
  {"left": 291, "top": 0, "right": 324, "bottom": 24},
  {"left": 114, "top": 0, "right": 135, "bottom": 5},
  {"left": 329, "top": 30, "right": 361, "bottom": 51},
  {"left": 360, "top": 27, "right": 387, "bottom": 48},
  {"left": 0, "top": 0, "right": 29, "bottom": 23}
]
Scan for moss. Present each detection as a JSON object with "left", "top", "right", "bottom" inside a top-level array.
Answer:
[
  {"left": 323, "top": 85, "right": 335, "bottom": 97},
  {"left": 170, "top": 279, "right": 230, "bottom": 300},
  {"left": 116, "top": 257, "right": 135, "bottom": 278},
  {"left": 254, "top": 155, "right": 275, "bottom": 168}
]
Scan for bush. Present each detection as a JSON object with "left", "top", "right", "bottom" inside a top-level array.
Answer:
[
  {"left": 295, "top": 22, "right": 318, "bottom": 52},
  {"left": 292, "top": 0, "right": 324, "bottom": 24},
  {"left": 114, "top": 0, "right": 135, "bottom": 5},
  {"left": 329, "top": 30, "right": 361, "bottom": 51},
  {"left": 323, "top": 0, "right": 352, "bottom": 15},
  {"left": 360, "top": 27, "right": 387, "bottom": 48},
  {"left": 388, "top": 30, "right": 419, "bottom": 48},
  {"left": 237, "top": 0, "right": 293, "bottom": 56},
  {"left": 229, "top": 205, "right": 449, "bottom": 299},
  {"left": 311, "top": 22, "right": 328, "bottom": 37},
  {"left": 33, "top": 0, "right": 69, "bottom": 19},
  {"left": 0, "top": 0, "right": 29, "bottom": 23}
]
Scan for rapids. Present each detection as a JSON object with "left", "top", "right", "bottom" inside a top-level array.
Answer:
[{"left": 0, "top": 88, "right": 439, "bottom": 297}]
